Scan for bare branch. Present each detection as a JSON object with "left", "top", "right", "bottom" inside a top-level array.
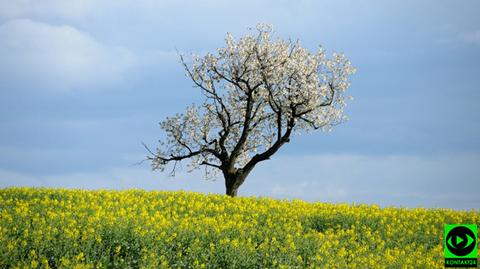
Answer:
[
  {"left": 149, "top": 24, "right": 355, "bottom": 193},
  {"left": 200, "top": 161, "right": 222, "bottom": 169}
]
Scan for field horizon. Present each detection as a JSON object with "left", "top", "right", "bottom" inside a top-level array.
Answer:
[
  {"left": 1, "top": 187, "right": 479, "bottom": 268},
  {"left": 2, "top": 186, "right": 479, "bottom": 211}
]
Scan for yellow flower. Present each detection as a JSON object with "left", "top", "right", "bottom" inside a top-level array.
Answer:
[
  {"left": 0, "top": 187, "right": 478, "bottom": 269},
  {"left": 296, "top": 255, "right": 303, "bottom": 263},
  {"left": 76, "top": 252, "right": 85, "bottom": 261}
]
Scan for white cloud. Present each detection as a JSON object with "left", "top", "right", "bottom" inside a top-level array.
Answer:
[
  {"left": 1, "top": 153, "right": 479, "bottom": 209},
  {"left": 0, "top": 19, "right": 136, "bottom": 92}
]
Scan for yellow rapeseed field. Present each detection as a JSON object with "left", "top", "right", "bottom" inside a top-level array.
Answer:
[{"left": 0, "top": 187, "right": 478, "bottom": 268}]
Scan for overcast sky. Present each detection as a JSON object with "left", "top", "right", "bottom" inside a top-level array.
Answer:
[{"left": 1, "top": 0, "right": 479, "bottom": 209}]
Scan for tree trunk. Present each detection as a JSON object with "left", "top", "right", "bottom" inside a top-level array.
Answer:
[
  {"left": 226, "top": 184, "right": 239, "bottom": 197},
  {"left": 224, "top": 172, "right": 248, "bottom": 197}
]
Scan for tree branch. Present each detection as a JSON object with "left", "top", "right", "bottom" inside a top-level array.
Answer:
[
  {"left": 200, "top": 161, "right": 222, "bottom": 169},
  {"left": 242, "top": 117, "right": 295, "bottom": 173}
]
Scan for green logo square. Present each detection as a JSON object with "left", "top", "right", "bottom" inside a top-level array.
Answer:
[{"left": 444, "top": 224, "right": 478, "bottom": 267}]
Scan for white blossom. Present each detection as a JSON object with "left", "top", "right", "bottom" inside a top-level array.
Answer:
[{"left": 149, "top": 24, "right": 355, "bottom": 180}]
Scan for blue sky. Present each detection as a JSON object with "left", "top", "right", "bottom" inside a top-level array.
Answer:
[{"left": 1, "top": 0, "right": 479, "bottom": 209}]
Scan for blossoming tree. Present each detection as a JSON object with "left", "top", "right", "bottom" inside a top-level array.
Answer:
[{"left": 147, "top": 24, "right": 356, "bottom": 197}]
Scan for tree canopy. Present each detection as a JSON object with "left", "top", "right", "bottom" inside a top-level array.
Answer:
[{"left": 147, "top": 24, "right": 356, "bottom": 196}]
